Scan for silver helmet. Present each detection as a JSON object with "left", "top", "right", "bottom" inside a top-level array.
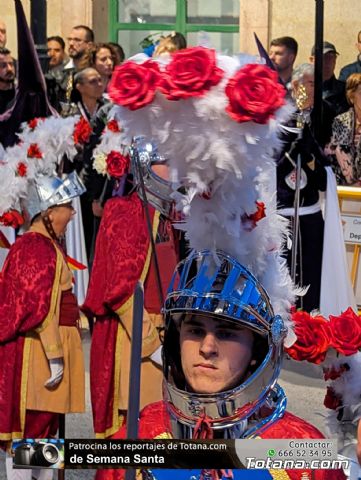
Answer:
[
  {"left": 25, "top": 171, "right": 86, "bottom": 221},
  {"left": 129, "top": 136, "right": 174, "bottom": 218},
  {"left": 162, "top": 250, "right": 287, "bottom": 438}
]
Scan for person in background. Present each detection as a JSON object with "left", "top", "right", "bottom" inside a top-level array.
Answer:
[
  {"left": 0, "top": 20, "right": 6, "bottom": 48},
  {"left": 0, "top": 47, "right": 15, "bottom": 114},
  {"left": 47, "top": 35, "right": 67, "bottom": 70},
  {"left": 310, "top": 41, "right": 348, "bottom": 117},
  {"left": 0, "top": 173, "right": 85, "bottom": 480},
  {"left": 269, "top": 36, "right": 298, "bottom": 95},
  {"left": 276, "top": 63, "right": 329, "bottom": 312},
  {"left": 327, "top": 73, "right": 361, "bottom": 185},
  {"left": 153, "top": 31, "right": 186, "bottom": 56},
  {"left": 90, "top": 43, "right": 115, "bottom": 93},
  {"left": 339, "top": 31, "right": 361, "bottom": 82},
  {"left": 63, "top": 67, "right": 105, "bottom": 121},
  {"left": 108, "top": 42, "right": 125, "bottom": 65},
  {"left": 46, "top": 25, "right": 94, "bottom": 111}
]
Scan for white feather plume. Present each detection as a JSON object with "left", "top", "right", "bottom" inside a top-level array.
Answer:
[{"left": 109, "top": 51, "right": 296, "bottom": 325}]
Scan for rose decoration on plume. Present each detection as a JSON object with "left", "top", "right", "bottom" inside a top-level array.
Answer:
[
  {"left": 225, "top": 64, "right": 285, "bottom": 124},
  {"left": 108, "top": 60, "right": 161, "bottom": 110},
  {"left": 0, "top": 210, "right": 24, "bottom": 228},
  {"left": 106, "top": 119, "right": 121, "bottom": 133},
  {"left": 16, "top": 162, "right": 27, "bottom": 177},
  {"left": 160, "top": 47, "right": 224, "bottom": 100},
  {"left": 285, "top": 311, "right": 331, "bottom": 364},
  {"left": 73, "top": 117, "right": 92, "bottom": 145},
  {"left": 27, "top": 143, "right": 43, "bottom": 159},
  {"left": 329, "top": 307, "right": 361, "bottom": 356},
  {"left": 106, "top": 151, "right": 130, "bottom": 179}
]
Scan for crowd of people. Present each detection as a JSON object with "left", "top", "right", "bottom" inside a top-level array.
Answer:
[{"left": 1, "top": 11, "right": 361, "bottom": 480}]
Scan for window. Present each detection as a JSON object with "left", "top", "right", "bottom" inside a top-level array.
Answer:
[{"left": 109, "top": 0, "right": 240, "bottom": 58}]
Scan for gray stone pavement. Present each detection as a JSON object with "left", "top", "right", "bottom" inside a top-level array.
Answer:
[{"left": 0, "top": 335, "right": 328, "bottom": 479}]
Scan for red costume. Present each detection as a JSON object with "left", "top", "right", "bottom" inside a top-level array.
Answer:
[
  {"left": 96, "top": 401, "right": 346, "bottom": 480},
  {"left": 83, "top": 193, "right": 178, "bottom": 438},
  {"left": 0, "top": 230, "right": 84, "bottom": 445}
]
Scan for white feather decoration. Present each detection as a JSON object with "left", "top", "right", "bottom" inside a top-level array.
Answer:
[{"left": 107, "top": 50, "right": 296, "bottom": 326}]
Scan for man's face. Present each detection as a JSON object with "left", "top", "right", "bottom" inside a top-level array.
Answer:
[
  {"left": 47, "top": 40, "right": 65, "bottom": 67},
  {"left": 0, "top": 21, "right": 6, "bottom": 48},
  {"left": 76, "top": 69, "right": 104, "bottom": 99},
  {"left": 323, "top": 52, "right": 337, "bottom": 81},
  {"left": 179, "top": 315, "right": 254, "bottom": 394},
  {"left": 67, "top": 28, "right": 90, "bottom": 59},
  {"left": 0, "top": 54, "right": 15, "bottom": 86},
  {"left": 292, "top": 72, "right": 315, "bottom": 110},
  {"left": 269, "top": 45, "right": 295, "bottom": 72}
]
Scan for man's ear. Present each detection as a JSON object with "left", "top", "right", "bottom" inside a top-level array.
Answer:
[{"left": 309, "top": 55, "right": 315, "bottom": 64}]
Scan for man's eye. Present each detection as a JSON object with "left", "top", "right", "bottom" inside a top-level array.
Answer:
[
  {"left": 217, "top": 330, "right": 236, "bottom": 339},
  {"left": 187, "top": 327, "right": 203, "bottom": 336}
]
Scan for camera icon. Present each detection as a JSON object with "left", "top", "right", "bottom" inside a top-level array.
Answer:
[{"left": 14, "top": 441, "right": 61, "bottom": 467}]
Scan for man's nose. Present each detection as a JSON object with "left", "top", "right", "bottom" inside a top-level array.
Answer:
[{"left": 199, "top": 332, "right": 218, "bottom": 357}]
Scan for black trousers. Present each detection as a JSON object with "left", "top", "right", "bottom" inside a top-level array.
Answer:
[{"left": 285, "top": 211, "right": 324, "bottom": 312}]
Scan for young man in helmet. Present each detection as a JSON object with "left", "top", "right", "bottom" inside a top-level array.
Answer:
[{"left": 96, "top": 250, "right": 346, "bottom": 480}]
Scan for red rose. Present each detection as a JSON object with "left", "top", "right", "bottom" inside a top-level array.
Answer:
[
  {"left": 323, "top": 387, "right": 342, "bottom": 410},
  {"left": 323, "top": 364, "right": 349, "bottom": 381},
  {"left": 28, "top": 118, "right": 42, "bottom": 130},
  {"left": 225, "top": 64, "right": 286, "bottom": 124},
  {"left": 0, "top": 210, "right": 24, "bottom": 228},
  {"left": 106, "top": 151, "right": 129, "bottom": 178},
  {"left": 27, "top": 143, "right": 43, "bottom": 159},
  {"left": 107, "top": 120, "right": 121, "bottom": 133},
  {"left": 160, "top": 47, "right": 224, "bottom": 100},
  {"left": 108, "top": 61, "right": 161, "bottom": 110},
  {"left": 329, "top": 307, "right": 361, "bottom": 356},
  {"left": 17, "top": 162, "right": 27, "bottom": 177},
  {"left": 285, "top": 311, "right": 331, "bottom": 364},
  {"left": 73, "top": 118, "right": 92, "bottom": 145}
]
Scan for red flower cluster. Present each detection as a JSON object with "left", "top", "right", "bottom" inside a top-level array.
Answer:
[
  {"left": 323, "top": 387, "right": 342, "bottom": 410},
  {"left": 225, "top": 64, "right": 285, "bottom": 124},
  {"left": 106, "top": 151, "right": 129, "bottom": 178},
  {"left": 323, "top": 364, "right": 349, "bottom": 381},
  {"left": 241, "top": 201, "right": 266, "bottom": 231},
  {"left": 27, "top": 143, "right": 43, "bottom": 159},
  {"left": 286, "top": 311, "right": 331, "bottom": 364},
  {"left": 73, "top": 118, "right": 92, "bottom": 145},
  {"left": 108, "top": 49, "right": 285, "bottom": 122},
  {"left": 329, "top": 307, "right": 361, "bottom": 356},
  {"left": 107, "top": 119, "right": 121, "bottom": 133},
  {"left": 17, "top": 162, "right": 27, "bottom": 177},
  {"left": 160, "top": 47, "right": 224, "bottom": 100},
  {"left": 28, "top": 118, "right": 43, "bottom": 130},
  {"left": 108, "top": 60, "right": 161, "bottom": 110},
  {"left": 286, "top": 308, "right": 361, "bottom": 364},
  {"left": 0, "top": 210, "right": 24, "bottom": 228}
]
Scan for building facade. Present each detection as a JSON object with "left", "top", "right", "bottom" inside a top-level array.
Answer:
[{"left": 3, "top": 0, "right": 360, "bottom": 75}]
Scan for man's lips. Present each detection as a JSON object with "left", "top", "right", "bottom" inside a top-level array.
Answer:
[{"left": 194, "top": 363, "right": 217, "bottom": 369}]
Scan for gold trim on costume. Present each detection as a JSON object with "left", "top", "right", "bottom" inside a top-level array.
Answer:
[
  {"left": 20, "top": 336, "right": 32, "bottom": 435},
  {"left": 154, "top": 432, "right": 172, "bottom": 439},
  {"left": 35, "top": 245, "right": 63, "bottom": 333},
  {"left": 269, "top": 470, "right": 291, "bottom": 479},
  {"left": 43, "top": 341, "right": 63, "bottom": 353}
]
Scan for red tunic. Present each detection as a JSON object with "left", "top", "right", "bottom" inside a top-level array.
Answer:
[
  {"left": 0, "top": 232, "right": 61, "bottom": 441},
  {"left": 83, "top": 193, "right": 178, "bottom": 437},
  {"left": 95, "top": 401, "right": 346, "bottom": 480}
]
